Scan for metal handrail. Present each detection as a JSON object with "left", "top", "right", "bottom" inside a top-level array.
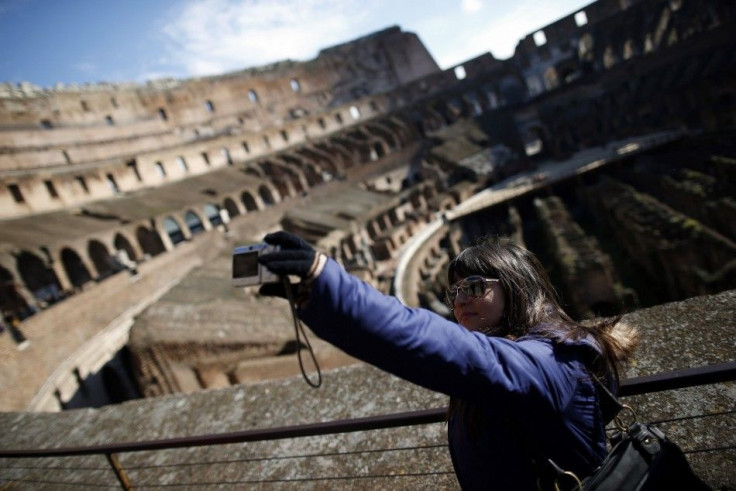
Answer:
[{"left": 1, "top": 361, "right": 734, "bottom": 459}]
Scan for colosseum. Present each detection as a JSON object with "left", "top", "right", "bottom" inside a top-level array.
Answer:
[{"left": 1, "top": 0, "right": 735, "bottom": 488}]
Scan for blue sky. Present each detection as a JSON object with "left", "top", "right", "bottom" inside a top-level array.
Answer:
[{"left": 0, "top": 0, "right": 592, "bottom": 88}]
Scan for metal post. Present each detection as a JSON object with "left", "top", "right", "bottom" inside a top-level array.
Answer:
[{"left": 106, "top": 453, "right": 133, "bottom": 490}]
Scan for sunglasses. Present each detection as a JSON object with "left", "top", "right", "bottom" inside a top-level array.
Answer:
[{"left": 445, "top": 276, "right": 500, "bottom": 308}]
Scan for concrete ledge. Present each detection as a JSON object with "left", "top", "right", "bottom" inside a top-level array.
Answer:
[{"left": 1, "top": 290, "right": 734, "bottom": 489}]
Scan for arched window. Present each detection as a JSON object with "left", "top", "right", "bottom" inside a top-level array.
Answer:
[
  {"left": 222, "top": 147, "right": 232, "bottom": 165},
  {"left": 136, "top": 226, "right": 166, "bottom": 257},
  {"left": 106, "top": 174, "right": 120, "bottom": 194},
  {"left": 61, "top": 248, "right": 92, "bottom": 288},
  {"left": 163, "top": 217, "right": 185, "bottom": 245},
  {"left": 155, "top": 162, "right": 166, "bottom": 178},
  {"left": 1, "top": 265, "right": 32, "bottom": 318},
  {"left": 224, "top": 198, "right": 241, "bottom": 218},
  {"left": 241, "top": 192, "right": 258, "bottom": 211},
  {"left": 258, "top": 185, "right": 275, "bottom": 206},
  {"left": 88, "top": 240, "right": 114, "bottom": 279},
  {"left": 204, "top": 203, "right": 222, "bottom": 226},
  {"left": 184, "top": 211, "right": 205, "bottom": 235},
  {"left": 16, "top": 251, "right": 61, "bottom": 304},
  {"left": 114, "top": 233, "right": 137, "bottom": 261}
]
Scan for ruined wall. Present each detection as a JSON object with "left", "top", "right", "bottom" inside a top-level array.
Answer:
[
  {"left": 1, "top": 0, "right": 735, "bottom": 413},
  {"left": 0, "top": 26, "right": 440, "bottom": 221},
  {"left": 415, "top": 134, "right": 736, "bottom": 318},
  {"left": 533, "top": 195, "right": 635, "bottom": 318}
]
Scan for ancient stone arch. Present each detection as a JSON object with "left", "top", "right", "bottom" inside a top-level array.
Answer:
[
  {"left": 480, "top": 84, "right": 500, "bottom": 109},
  {"left": 243, "top": 164, "right": 264, "bottom": 178},
  {"left": 0, "top": 262, "right": 42, "bottom": 321},
  {"left": 61, "top": 247, "right": 93, "bottom": 288},
  {"left": 221, "top": 147, "right": 233, "bottom": 166},
  {"left": 240, "top": 191, "right": 259, "bottom": 212},
  {"left": 365, "top": 122, "right": 400, "bottom": 151},
  {"left": 422, "top": 102, "right": 447, "bottom": 129},
  {"left": 387, "top": 116, "right": 417, "bottom": 146},
  {"left": 437, "top": 196, "right": 456, "bottom": 211},
  {"left": 602, "top": 45, "right": 619, "bottom": 69},
  {"left": 360, "top": 131, "right": 389, "bottom": 160},
  {"left": 520, "top": 123, "right": 549, "bottom": 157},
  {"left": 1, "top": 265, "right": 21, "bottom": 318},
  {"left": 312, "top": 142, "right": 347, "bottom": 172},
  {"left": 258, "top": 160, "right": 295, "bottom": 197},
  {"left": 462, "top": 92, "right": 484, "bottom": 116},
  {"left": 258, "top": 185, "right": 277, "bottom": 206},
  {"left": 223, "top": 197, "right": 242, "bottom": 218},
  {"left": 441, "top": 98, "right": 466, "bottom": 123},
  {"left": 162, "top": 216, "right": 186, "bottom": 245},
  {"left": 113, "top": 233, "right": 138, "bottom": 262},
  {"left": 88, "top": 240, "right": 114, "bottom": 279},
  {"left": 282, "top": 153, "right": 322, "bottom": 186},
  {"left": 623, "top": 38, "right": 639, "bottom": 60},
  {"left": 498, "top": 75, "right": 526, "bottom": 105},
  {"left": 277, "top": 159, "right": 309, "bottom": 194},
  {"left": 578, "top": 32, "right": 595, "bottom": 63},
  {"left": 184, "top": 210, "right": 206, "bottom": 235},
  {"left": 203, "top": 203, "right": 222, "bottom": 227},
  {"left": 328, "top": 136, "right": 361, "bottom": 166},
  {"left": 555, "top": 61, "right": 578, "bottom": 85},
  {"left": 543, "top": 67, "right": 559, "bottom": 91},
  {"left": 135, "top": 225, "right": 166, "bottom": 257},
  {"left": 15, "top": 250, "right": 60, "bottom": 305},
  {"left": 349, "top": 127, "right": 387, "bottom": 162},
  {"left": 296, "top": 147, "right": 337, "bottom": 179}
]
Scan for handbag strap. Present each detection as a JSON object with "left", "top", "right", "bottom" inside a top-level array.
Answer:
[
  {"left": 590, "top": 372, "right": 626, "bottom": 423},
  {"left": 532, "top": 374, "right": 627, "bottom": 491}
]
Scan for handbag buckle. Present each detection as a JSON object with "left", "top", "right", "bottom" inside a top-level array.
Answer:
[
  {"left": 613, "top": 404, "right": 637, "bottom": 432},
  {"left": 546, "top": 458, "right": 584, "bottom": 491}
]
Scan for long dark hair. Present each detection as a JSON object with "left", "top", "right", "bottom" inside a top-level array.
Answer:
[{"left": 446, "top": 237, "right": 638, "bottom": 428}]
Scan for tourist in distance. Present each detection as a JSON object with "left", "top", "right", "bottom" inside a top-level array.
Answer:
[{"left": 257, "top": 230, "right": 639, "bottom": 490}]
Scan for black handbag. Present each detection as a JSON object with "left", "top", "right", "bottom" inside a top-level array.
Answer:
[{"left": 546, "top": 376, "right": 711, "bottom": 491}]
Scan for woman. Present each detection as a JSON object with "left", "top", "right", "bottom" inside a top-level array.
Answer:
[{"left": 258, "top": 231, "right": 639, "bottom": 490}]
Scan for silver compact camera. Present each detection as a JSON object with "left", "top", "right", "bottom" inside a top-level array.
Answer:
[{"left": 231, "top": 243, "right": 280, "bottom": 287}]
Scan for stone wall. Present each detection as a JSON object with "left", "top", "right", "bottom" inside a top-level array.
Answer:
[{"left": 0, "top": 289, "right": 733, "bottom": 489}]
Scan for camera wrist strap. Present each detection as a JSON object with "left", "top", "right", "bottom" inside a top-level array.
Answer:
[{"left": 282, "top": 276, "right": 322, "bottom": 388}]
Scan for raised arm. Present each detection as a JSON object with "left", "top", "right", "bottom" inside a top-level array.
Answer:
[{"left": 258, "top": 232, "right": 579, "bottom": 415}]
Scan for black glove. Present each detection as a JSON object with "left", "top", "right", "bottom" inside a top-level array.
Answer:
[
  {"left": 258, "top": 231, "right": 316, "bottom": 278},
  {"left": 257, "top": 231, "right": 316, "bottom": 300},
  {"left": 257, "top": 281, "right": 296, "bottom": 300}
]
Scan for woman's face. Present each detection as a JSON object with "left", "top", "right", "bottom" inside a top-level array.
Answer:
[{"left": 449, "top": 275, "right": 506, "bottom": 334}]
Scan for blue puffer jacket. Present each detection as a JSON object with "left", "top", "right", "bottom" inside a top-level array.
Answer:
[{"left": 299, "top": 259, "right": 610, "bottom": 490}]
